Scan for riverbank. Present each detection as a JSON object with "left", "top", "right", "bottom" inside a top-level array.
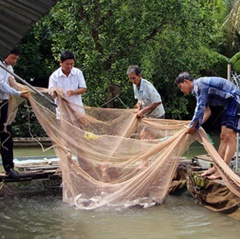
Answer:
[
  {"left": 13, "top": 137, "right": 52, "bottom": 147},
  {"left": 12, "top": 137, "right": 55, "bottom": 157}
]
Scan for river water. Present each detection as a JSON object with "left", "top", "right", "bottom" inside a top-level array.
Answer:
[
  {"left": 0, "top": 193, "right": 239, "bottom": 239},
  {"left": 0, "top": 135, "right": 240, "bottom": 239}
]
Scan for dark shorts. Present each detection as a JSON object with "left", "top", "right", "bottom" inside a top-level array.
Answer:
[{"left": 221, "top": 99, "right": 240, "bottom": 133}]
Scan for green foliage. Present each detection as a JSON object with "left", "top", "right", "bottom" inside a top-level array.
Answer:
[
  {"left": 43, "top": 0, "right": 221, "bottom": 110},
  {"left": 230, "top": 52, "right": 240, "bottom": 73},
  {"left": 12, "top": 0, "right": 235, "bottom": 136},
  {"left": 12, "top": 101, "right": 47, "bottom": 138}
]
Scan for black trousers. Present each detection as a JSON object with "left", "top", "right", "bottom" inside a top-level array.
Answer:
[{"left": 0, "top": 100, "right": 14, "bottom": 173}]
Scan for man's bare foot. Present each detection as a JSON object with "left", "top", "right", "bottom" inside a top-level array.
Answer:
[
  {"left": 200, "top": 167, "right": 216, "bottom": 177},
  {"left": 207, "top": 172, "right": 221, "bottom": 180}
]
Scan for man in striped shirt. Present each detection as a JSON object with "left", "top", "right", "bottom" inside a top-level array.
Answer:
[{"left": 175, "top": 72, "right": 240, "bottom": 179}]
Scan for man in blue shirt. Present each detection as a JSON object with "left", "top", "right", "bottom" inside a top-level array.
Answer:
[{"left": 175, "top": 72, "right": 240, "bottom": 179}]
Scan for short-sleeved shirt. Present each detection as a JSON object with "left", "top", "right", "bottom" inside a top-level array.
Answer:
[
  {"left": 0, "top": 61, "right": 21, "bottom": 98},
  {"left": 133, "top": 78, "right": 165, "bottom": 118},
  {"left": 48, "top": 67, "right": 87, "bottom": 116},
  {"left": 191, "top": 76, "right": 240, "bottom": 129}
]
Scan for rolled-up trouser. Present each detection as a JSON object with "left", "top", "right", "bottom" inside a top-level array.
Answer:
[{"left": 0, "top": 100, "right": 14, "bottom": 173}]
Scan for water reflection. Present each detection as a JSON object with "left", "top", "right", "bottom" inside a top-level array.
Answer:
[{"left": 0, "top": 194, "right": 239, "bottom": 239}]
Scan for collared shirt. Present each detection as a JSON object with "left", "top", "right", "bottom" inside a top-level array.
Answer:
[
  {"left": 48, "top": 66, "right": 87, "bottom": 116},
  {"left": 191, "top": 76, "right": 240, "bottom": 129},
  {"left": 0, "top": 61, "right": 21, "bottom": 98},
  {"left": 133, "top": 78, "right": 165, "bottom": 118}
]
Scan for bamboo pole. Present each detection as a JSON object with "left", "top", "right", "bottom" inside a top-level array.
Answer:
[
  {"left": 228, "top": 64, "right": 239, "bottom": 171},
  {"left": 0, "top": 63, "right": 56, "bottom": 107}
]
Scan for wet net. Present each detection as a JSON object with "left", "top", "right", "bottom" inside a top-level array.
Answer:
[{"left": 7, "top": 86, "right": 240, "bottom": 210}]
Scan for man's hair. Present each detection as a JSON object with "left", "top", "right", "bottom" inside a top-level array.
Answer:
[
  {"left": 10, "top": 46, "right": 22, "bottom": 56},
  {"left": 127, "top": 65, "right": 141, "bottom": 75},
  {"left": 174, "top": 72, "right": 194, "bottom": 85},
  {"left": 60, "top": 50, "right": 75, "bottom": 62}
]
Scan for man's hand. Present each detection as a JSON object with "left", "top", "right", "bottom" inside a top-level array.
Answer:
[
  {"left": 185, "top": 120, "right": 199, "bottom": 134},
  {"left": 66, "top": 90, "right": 75, "bottom": 97},
  {"left": 20, "top": 91, "right": 29, "bottom": 99},
  {"left": 136, "top": 109, "right": 145, "bottom": 118},
  {"left": 50, "top": 90, "right": 58, "bottom": 98},
  {"left": 184, "top": 125, "right": 196, "bottom": 134}
]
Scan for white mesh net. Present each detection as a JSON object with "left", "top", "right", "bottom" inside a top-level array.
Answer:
[{"left": 7, "top": 86, "right": 240, "bottom": 210}]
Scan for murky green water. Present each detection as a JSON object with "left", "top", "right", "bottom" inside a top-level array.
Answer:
[
  {"left": 0, "top": 193, "right": 239, "bottom": 239},
  {"left": 14, "top": 146, "right": 55, "bottom": 157},
  {"left": 1, "top": 133, "right": 240, "bottom": 239}
]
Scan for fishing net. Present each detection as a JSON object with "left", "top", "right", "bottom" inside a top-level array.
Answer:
[{"left": 6, "top": 85, "right": 240, "bottom": 210}]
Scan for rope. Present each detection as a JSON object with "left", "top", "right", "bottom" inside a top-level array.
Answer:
[{"left": 98, "top": 94, "right": 128, "bottom": 108}]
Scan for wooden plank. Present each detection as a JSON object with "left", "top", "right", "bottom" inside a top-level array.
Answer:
[{"left": 0, "top": 169, "right": 61, "bottom": 182}]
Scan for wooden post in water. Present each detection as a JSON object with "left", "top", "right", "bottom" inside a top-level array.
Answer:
[
  {"left": 227, "top": 64, "right": 231, "bottom": 80},
  {"left": 228, "top": 64, "right": 239, "bottom": 171}
]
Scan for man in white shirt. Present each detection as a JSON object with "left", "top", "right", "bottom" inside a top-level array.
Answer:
[
  {"left": 0, "top": 47, "right": 29, "bottom": 178},
  {"left": 48, "top": 50, "right": 87, "bottom": 118}
]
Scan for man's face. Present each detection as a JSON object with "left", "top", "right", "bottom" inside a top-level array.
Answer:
[
  {"left": 60, "top": 59, "right": 74, "bottom": 75},
  {"left": 177, "top": 80, "right": 192, "bottom": 94},
  {"left": 128, "top": 73, "right": 141, "bottom": 87},
  {"left": 4, "top": 54, "right": 19, "bottom": 66}
]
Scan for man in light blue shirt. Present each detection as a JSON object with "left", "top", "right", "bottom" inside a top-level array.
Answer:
[
  {"left": 127, "top": 65, "right": 165, "bottom": 140},
  {"left": 175, "top": 72, "right": 240, "bottom": 179},
  {"left": 127, "top": 65, "right": 165, "bottom": 119}
]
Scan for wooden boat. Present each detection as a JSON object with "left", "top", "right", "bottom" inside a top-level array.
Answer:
[
  {"left": 169, "top": 155, "right": 240, "bottom": 220},
  {"left": 0, "top": 157, "right": 61, "bottom": 198}
]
